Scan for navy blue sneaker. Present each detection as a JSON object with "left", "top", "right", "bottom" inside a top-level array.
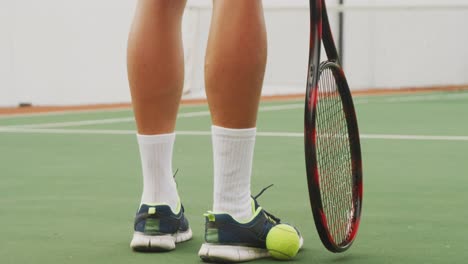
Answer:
[
  {"left": 130, "top": 202, "right": 192, "bottom": 252},
  {"left": 198, "top": 187, "right": 303, "bottom": 262}
]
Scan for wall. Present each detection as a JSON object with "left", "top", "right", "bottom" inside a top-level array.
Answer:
[
  {"left": 1, "top": 0, "right": 135, "bottom": 106},
  {"left": 1, "top": 0, "right": 467, "bottom": 106},
  {"left": 0, "top": 0, "right": 16, "bottom": 106},
  {"left": 184, "top": 0, "right": 468, "bottom": 97},
  {"left": 345, "top": 0, "right": 468, "bottom": 90}
]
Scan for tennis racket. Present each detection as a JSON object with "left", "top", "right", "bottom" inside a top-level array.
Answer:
[{"left": 304, "top": 0, "right": 363, "bottom": 253}]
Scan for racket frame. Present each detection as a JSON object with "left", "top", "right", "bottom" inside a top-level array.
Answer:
[{"left": 305, "top": 0, "right": 363, "bottom": 253}]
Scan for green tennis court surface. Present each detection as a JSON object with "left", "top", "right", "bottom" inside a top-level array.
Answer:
[{"left": 1, "top": 91, "right": 467, "bottom": 264}]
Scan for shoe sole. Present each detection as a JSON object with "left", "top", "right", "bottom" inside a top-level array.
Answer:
[
  {"left": 198, "top": 243, "right": 270, "bottom": 263},
  {"left": 130, "top": 228, "right": 193, "bottom": 252},
  {"left": 199, "top": 236, "right": 304, "bottom": 262}
]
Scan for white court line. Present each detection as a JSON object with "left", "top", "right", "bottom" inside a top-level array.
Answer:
[
  {"left": 6, "top": 111, "right": 207, "bottom": 129},
  {"left": 361, "top": 134, "right": 468, "bottom": 141},
  {"left": 1, "top": 91, "right": 467, "bottom": 120},
  {"left": 1, "top": 92, "right": 467, "bottom": 129},
  {"left": 0, "top": 127, "right": 467, "bottom": 142},
  {"left": 0, "top": 101, "right": 302, "bottom": 120},
  {"left": 0, "top": 127, "right": 135, "bottom": 135},
  {"left": 383, "top": 92, "right": 468, "bottom": 103},
  {"left": 2, "top": 105, "right": 304, "bottom": 129},
  {"left": 353, "top": 91, "right": 468, "bottom": 104},
  {"left": 11, "top": 117, "right": 135, "bottom": 129},
  {"left": 0, "top": 107, "right": 132, "bottom": 120}
]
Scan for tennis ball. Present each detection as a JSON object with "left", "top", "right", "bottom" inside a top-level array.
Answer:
[{"left": 266, "top": 224, "right": 301, "bottom": 260}]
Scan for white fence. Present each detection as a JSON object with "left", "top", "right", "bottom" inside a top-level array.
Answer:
[{"left": 1, "top": 0, "right": 468, "bottom": 106}]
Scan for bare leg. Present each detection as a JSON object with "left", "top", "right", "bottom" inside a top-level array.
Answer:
[
  {"left": 206, "top": 0, "right": 267, "bottom": 221},
  {"left": 128, "top": 0, "right": 193, "bottom": 252},
  {"left": 205, "top": 0, "right": 267, "bottom": 129},
  {"left": 128, "top": 0, "right": 186, "bottom": 134},
  {"left": 127, "top": 0, "right": 187, "bottom": 211}
]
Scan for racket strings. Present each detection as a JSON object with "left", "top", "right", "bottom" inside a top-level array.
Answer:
[{"left": 315, "top": 67, "right": 354, "bottom": 245}]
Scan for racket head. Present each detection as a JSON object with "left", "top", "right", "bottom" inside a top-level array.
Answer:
[{"left": 305, "top": 61, "right": 363, "bottom": 253}]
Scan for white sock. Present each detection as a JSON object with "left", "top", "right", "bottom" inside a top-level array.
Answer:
[
  {"left": 137, "top": 133, "right": 179, "bottom": 212},
  {"left": 211, "top": 125, "right": 256, "bottom": 221}
]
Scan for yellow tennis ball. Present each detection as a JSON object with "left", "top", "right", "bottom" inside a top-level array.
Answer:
[{"left": 266, "top": 224, "right": 301, "bottom": 260}]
